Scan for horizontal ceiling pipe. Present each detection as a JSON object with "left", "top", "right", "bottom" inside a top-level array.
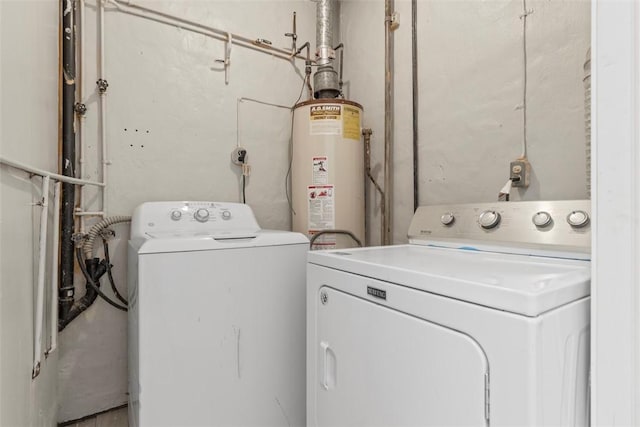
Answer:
[
  {"left": 0, "top": 156, "right": 105, "bottom": 187},
  {"left": 108, "top": 0, "right": 313, "bottom": 63}
]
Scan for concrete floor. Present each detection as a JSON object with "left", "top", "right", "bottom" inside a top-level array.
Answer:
[{"left": 63, "top": 406, "right": 128, "bottom": 427}]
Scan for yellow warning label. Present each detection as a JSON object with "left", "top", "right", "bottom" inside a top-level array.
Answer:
[{"left": 343, "top": 106, "right": 361, "bottom": 140}]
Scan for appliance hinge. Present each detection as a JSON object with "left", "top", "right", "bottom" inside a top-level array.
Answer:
[{"left": 484, "top": 373, "right": 491, "bottom": 422}]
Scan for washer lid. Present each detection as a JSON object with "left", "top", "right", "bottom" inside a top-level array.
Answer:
[
  {"left": 307, "top": 245, "right": 590, "bottom": 316},
  {"left": 137, "top": 230, "right": 308, "bottom": 254}
]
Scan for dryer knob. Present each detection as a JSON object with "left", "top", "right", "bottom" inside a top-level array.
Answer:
[
  {"left": 567, "top": 210, "right": 590, "bottom": 228},
  {"left": 170, "top": 210, "right": 182, "bottom": 221},
  {"left": 532, "top": 211, "right": 552, "bottom": 228},
  {"left": 440, "top": 212, "right": 455, "bottom": 226},
  {"left": 221, "top": 210, "right": 232, "bottom": 220},
  {"left": 194, "top": 208, "right": 210, "bottom": 222},
  {"left": 479, "top": 210, "right": 501, "bottom": 229}
]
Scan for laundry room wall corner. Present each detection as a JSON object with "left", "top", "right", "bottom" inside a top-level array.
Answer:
[
  {"left": 1, "top": 0, "right": 60, "bottom": 425},
  {"left": 57, "top": 1, "right": 317, "bottom": 422}
]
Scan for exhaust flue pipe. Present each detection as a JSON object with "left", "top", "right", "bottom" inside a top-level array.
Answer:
[{"left": 314, "top": 0, "right": 340, "bottom": 99}]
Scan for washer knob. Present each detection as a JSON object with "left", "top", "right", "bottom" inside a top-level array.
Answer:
[
  {"left": 194, "top": 208, "right": 210, "bottom": 222},
  {"left": 170, "top": 210, "right": 182, "bottom": 221},
  {"left": 567, "top": 210, "right": 590, "bottom": 228},
  {"left": 221, "top": 210, "right": 232, "bottom": 220},
  {"left": 440, "top": 212, "right": 455, "bottom": 226},
  {"left": 532, "top": 211, "right": 552, "bottom": 228},
  {"left": 479, "top": 210, "right": 501, "bottom": 229}
]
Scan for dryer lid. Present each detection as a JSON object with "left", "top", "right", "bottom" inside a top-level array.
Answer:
[{"left": 307, "top": 244, "right": 590, "bottom": 316}]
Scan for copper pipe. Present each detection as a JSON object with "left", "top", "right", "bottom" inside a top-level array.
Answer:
[{"left": 363, "top": 128, "right": 385, "bottom": 246}]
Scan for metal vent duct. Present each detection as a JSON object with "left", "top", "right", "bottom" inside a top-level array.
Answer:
[{"left": 314, "top": 0, "right": 340, "bottom": 99}]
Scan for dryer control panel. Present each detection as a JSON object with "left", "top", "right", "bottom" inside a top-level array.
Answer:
[
  {"left": 408, "top": 200, "right": 591, "bottom": 256},
  {"left": 130, "top": 201, "right": 260, "bottom": 239}
]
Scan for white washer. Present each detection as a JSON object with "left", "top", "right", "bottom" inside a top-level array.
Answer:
[
  {"left": 307, "top": 200, "right": 591, "bottom": 427},
  {"left": 128, "top": 201, "right": 308, "bottom": 427}
]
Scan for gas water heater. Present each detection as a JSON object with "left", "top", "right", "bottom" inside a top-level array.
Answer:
[
  {"left": 291, "top": 0, "right": 365, "bottom": 249},
  {"left": 291, "top": 99, "right": 364, "bottom": 249}
]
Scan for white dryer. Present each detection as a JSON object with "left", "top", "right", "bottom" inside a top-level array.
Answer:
[
  {"left": 307, "top": 200, "right": 591, "bottom": 427},
  {"left": 128, "top": 201, "right": 308, "bottom": 427}
]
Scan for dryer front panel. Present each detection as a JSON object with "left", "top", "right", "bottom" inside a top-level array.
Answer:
[{"left": 312, "top": 286, "right": 489, "bottom": 427}]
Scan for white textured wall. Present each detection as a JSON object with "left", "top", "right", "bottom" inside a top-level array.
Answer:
[
  {"left": 0, "top": 1, "right": 59, "bottom": 425},
  {"left": 342, "top": 0, "right": 590, "bottom": 244},
  {"left": 58, "top": 0, "right": 316, "bottom": 421}
]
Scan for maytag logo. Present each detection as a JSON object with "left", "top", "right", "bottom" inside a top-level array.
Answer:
[{"left": 367, "top": 286, "right": 387, "bottom": 300}]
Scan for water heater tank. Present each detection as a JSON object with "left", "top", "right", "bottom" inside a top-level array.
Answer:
[{"left": 291, "top": 99, "right": 364, "bottom": 249}]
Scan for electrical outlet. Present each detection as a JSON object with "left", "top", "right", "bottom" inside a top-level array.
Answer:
[
  {"left": 231, "top": 147, "right": 247, "bottom": 165},
  {"left": 510, "top": 159, "right": 531, "bottom": 188}
]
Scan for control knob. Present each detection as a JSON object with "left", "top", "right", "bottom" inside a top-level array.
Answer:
[
  {"left": 440, "top": 212, "right": 455, "bottom": 226},
  {"left": 479, "top": 210, "right": 501, "bottom": 229},
  {"left": 170, "top": 210, "right": 182, "bottom": 221},
  {"left": 532, "top": 211, "right": 552, "bottom": 228},
  {"left": 221, "top": 210, "right": 232, "bottom": 220},
  {"left": 566, "top": 210, "right": 590, "bottom": 228},
  {"left": 194, "top": 208, "right": 210, "bottom": 222}
]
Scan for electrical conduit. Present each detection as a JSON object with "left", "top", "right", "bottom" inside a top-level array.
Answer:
[
  {"left": 32, "top": 176, "right": 50, "bottom": 379},
  {"left": 383, "top": 0, "right": 395, "bottom": 245}
]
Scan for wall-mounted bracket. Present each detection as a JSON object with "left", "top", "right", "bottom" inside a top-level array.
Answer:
[
  {"left": 390, "top": 12, "right": 400, "bottom": 31},
  {"left": 215, "top": 32, "right": 233, "bottom": 85}
]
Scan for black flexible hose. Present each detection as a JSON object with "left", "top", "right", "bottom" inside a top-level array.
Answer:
[
  {"left": 242, "top": 174, "right": 246, "bottom": 204},
  {"left": 76, "top": 248, "right": 128, "bottom": 311},
  {"left": 102, "top": 238, "right": 128, "bottom": 305},
  {"left": 309, "top": 229, "right": 363, "bottom": 249},
  {"left": 59, "top": 259, "right": 105, "bottom": 331}
]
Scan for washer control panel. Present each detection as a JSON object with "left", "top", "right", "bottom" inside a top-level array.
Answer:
[
  {"left": 131, "top": 201, "right": 260, "bottom": 239},
  {"left": 408, "top": 200, "right": 591, "bottom": 254}
]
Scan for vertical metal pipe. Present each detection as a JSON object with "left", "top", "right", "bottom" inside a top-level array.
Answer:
[
  {"left": 59, "top": 0, "right": 76, "bottom": 321},
  {"left": 77, "top": 0, "right": 86, "bottom": 233},
  {"left": 363, "top": 128, "right": 385, "bottom": 246},
  {"left": 314, "top": 0, "right": 340, "bottom": 98},
  {"left": 411, "top": 0, "right": 419, "bottom": 212},
  {"left": 99, "top": 0, "right": 109, "bottom": 216},
  {"left": 33, "top": 176, "right": 51, "bottom": 379},
  {"left": 363, "top": 129, "right": 370, "bottom": 246},
  {"left": 383, "top": 0, "right": 394, "bottom": 245},
  {"left": 47, "top": 182, "right": 61, "bottom": 356},
  {"left": 316, "top": 0, "right": 333, "bottom": 67}
]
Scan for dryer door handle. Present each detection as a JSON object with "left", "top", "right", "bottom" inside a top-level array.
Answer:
[{"left": 320, "top": 341, "right": 336, "bottom": 390}]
